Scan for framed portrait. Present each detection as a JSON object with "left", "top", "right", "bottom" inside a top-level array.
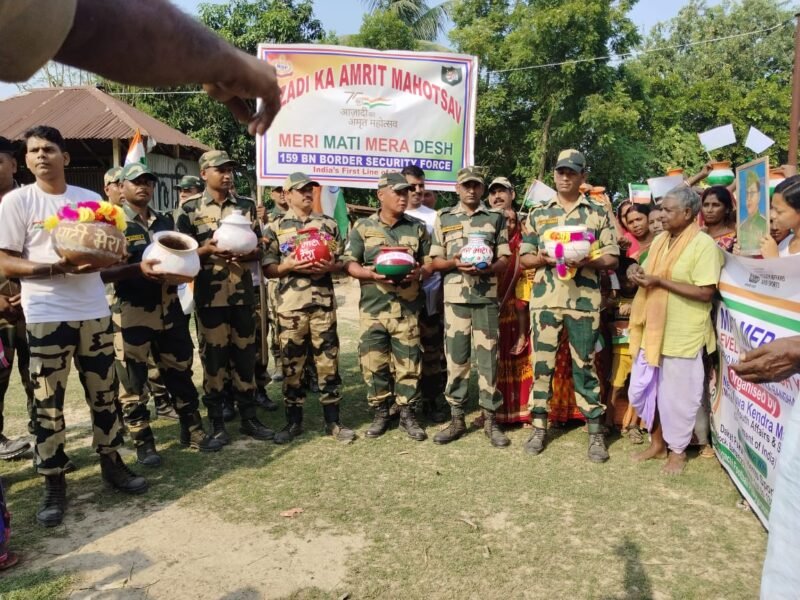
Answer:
[{"left": 736, "top": 156, "right": 770, "bottom": 256}]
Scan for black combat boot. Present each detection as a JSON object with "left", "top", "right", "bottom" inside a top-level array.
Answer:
[
  {"left": 421, "top": 398, "right": 448, "bottom": 424},
  {"left": 100, "top": 452, "right": 148, "bottom": 494},
  {"left": 273, "top": 406, "right": 304, "bottom": 445},
  {"left": 255, "top": 388, "right": 278, "bottom": 412},
  {"left": 180, "top": 412, "right": 224, "bottom": 452},
  {"left": 136, "top": 439, "right": 162, "bottom": 467},
  {"left": 239, "top": 416, "right": 275, "bottom": 441},
  {"left": 399, "top": 405, "right": 427, "bottom": 441},
  {"left": 433, "top": 410, "right": 466, "bottom": 445},
  {"left": 222, "top": 399, "right": 237, "bottom": 422},
  {"left": 482, "top": 409, "right": 510, "bottom": 448},
  {"left": 365, "top": 402, "right": 390, "bottom": 438},
  {"left": 210, "top": 416, "right": 230, "bottom": 445},
  {"left": 588, "top": 431, "right": 609, "bottom": 463},
  {"left": 36, "top": 474, "right": 67, "bottom": 527},
  {"left": 323, "top": 404, "right": 356, "bottom": 443},
  {"left": 524, "top": 427, "right": 547, "bottom": 455}
]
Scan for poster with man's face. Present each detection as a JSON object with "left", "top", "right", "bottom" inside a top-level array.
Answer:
[{"left": 736, "top": 156, "right": 770, "bottom": 256}]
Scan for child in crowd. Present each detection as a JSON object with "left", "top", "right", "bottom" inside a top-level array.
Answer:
[{"left": 648, "top": 206, "right": 665, "bottom": 235}]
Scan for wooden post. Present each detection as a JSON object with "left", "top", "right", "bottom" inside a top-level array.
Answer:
[
  {"left": 788, "top": 13, "right": 800, "bottom": 166},
  {"left": 112, "top": 138, "right": 120, "bottom": 167}
]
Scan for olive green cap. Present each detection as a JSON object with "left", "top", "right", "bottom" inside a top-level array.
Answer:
[
  {"left": 282, "top": 172, "right": 320, "bottom": 191},
  {"left": 199, "top": 150, "right": 238, "bottom": 170},
  {"left": 120, "top": 162, "right": 157, "bottom": 182},
  {"left": 378, "top": 172, "right": 413, "bottom": 191},
  {"left": 488, "top": 176, "right": 513, "bottom": 190},
  {"left": 555, "top": 149, "right": 586, "bottom": 173},
  {"left": 457, "top": 166, "right": 488, "bottom": 185},
  {"left": 103, "top": 166, "right": 122, "bottom": 185},
  {"left": 174, "top": 175, "right": 203, "bottom": 190}
]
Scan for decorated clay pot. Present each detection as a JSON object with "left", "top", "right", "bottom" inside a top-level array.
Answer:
[
  {"left": 543, "top": 225, "right": 594, "bottom": 262},
  {"left": 142, "top": 231, "right": 200, "bottom": 284},
  {"left": 52, "top": 221, "right": 126, "bottom": 268},
  {"left": 666, "top": 167, "right": 684, "bottom": 177},
  {"left": 213, "top": 211, "right": 258, "bottom": 254},
  {"left": 769, "top": 167, "right": 786, "bottom": 196},
  {"left": 707, "top": 161, "right": 735, "bottom": 186},
  {"left": 375, "top": 246, "right": 415, "bottom": 280},
  {"left": 294, "top": 228, "right": 332, "bottom": 263},
  {"left": 460, "top": 233, "right": 493, "bottom": 269}
]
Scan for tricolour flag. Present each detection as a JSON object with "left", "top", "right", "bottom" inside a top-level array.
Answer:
[
  {"left": 125, "top": 129, "right": 147, "bottom": 166},
  {"left": 313, "top": 186, "right": 349, "bottom": 237},
  {"left": 628, "top": 183, "right": 651, "bottom": 204}
]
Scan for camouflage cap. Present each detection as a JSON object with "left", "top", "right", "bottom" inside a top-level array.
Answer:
[
  {"left": 457, "top": 166, "right": 488, "bottom": 185},
  {"left": 488, "top": 176, "right": 513, "bottom": 191},
  {"left": 378, "top": 172, "right": 413, "bottom": 191},
  {"left": 199, "top": 150, "right": 238, "bottom": 170},
  {"left": 282, "top": 172, "right": 320, "bottom": 191},
  {"left": 0, "top": 136, "right": 17, "bottom": 157},
  {"left": 555, "top": 149, "right": 586, "bottom": 173},
  {"left": 174, "top": 175, "right": 203, "bottom": 190},
  {"left": 103, "top": 166, "right": 122, "bottom": 185},
  {"left": 120, "top": 162, "right": 157, "bottom": 182}
]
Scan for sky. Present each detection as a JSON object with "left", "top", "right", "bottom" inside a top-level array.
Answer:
[{"left": 0, "top": 0, "right": 713, "bottom": 100}]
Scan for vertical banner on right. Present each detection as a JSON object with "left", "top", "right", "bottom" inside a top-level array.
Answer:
[{"left": 713, "top": 253, "right": 800, "bottom": 528}]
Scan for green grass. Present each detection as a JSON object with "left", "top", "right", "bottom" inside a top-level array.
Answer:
[{"left": 0, "top": 318, "right": 767, "bottom": 599}]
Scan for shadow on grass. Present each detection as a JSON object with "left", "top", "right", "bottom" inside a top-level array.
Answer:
[{"left": 601, "top": 536, "right": 654, "bottom": 600}]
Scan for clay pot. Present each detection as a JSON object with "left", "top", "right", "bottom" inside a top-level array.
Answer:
[
  {"left": 666, "top": 167, "right": 684, "bottom": 177},
  {"left": 707, "top": 161, "right": 735, "bottom": 186},
  {"left": 375, "top": 246, "right": 415, "bottom": 280},
  {"left": 142, "top": 231, "right": 200, "bottom": 284},
  {"left": 294, "top": 228, "right": 332, "bottom": 263},
  {"left": 52, "top": 221, "right": 126, "bottom": 268},
  {"left": 543, "top": 226, "right": 593, "bottom": 262},
  {"left": 769, "top": 167, "right": 786, "bottom": 196},
  {"left": 213, "top": 211, "right": 258, "bottom": 254},
  {"left": 460, "top": 233, "right": 493, "bottom": 269}
]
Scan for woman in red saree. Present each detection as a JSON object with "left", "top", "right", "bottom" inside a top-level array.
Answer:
[{"left": 496, "top": 208, "right": 533, "bottom": 425}]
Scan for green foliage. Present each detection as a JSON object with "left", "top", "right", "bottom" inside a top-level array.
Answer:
[
  {"left": 362, "top": 0, "right": 453, "bottom": 41},
  {"left": 349, "top": 10, "right": 419, "bottom": 51}
]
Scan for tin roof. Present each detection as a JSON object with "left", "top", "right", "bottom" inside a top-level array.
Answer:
[{"left": 0, "top": 86, "right": 209, "bottom": 151}]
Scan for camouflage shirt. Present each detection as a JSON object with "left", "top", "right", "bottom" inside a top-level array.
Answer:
[
  {"left": 268, "top": 205, "right": 287, "bottom": 223},
  {"left": 430, "top": 202, "right": 511, "bottom": 305},
  {"left": 520, "top": 195, "right": 619, "bottom": 312},
  {"left": 114, "top": 204, "right": 184, "bottom": 329},
  {"left": 175, "top": 190, "right": 261, "bottom": 308},
  {"left": 342, "top": 211, "right": 430, "bottom": 318},
  {"left": 262, "top": 208, "right": 342, "bottom": 313}
]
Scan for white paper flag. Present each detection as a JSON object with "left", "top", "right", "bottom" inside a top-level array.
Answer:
[
  {"left": 524, "top": 180, "right": 557, "bottom": 207},
  {"left": 647, "top": 175, "right": 685, "bottom": 200},
  {"left": 744, "top": 126, "right": 775, "bottom": 154},
  {"left": 698, "top": 124, "right": 736, "bottom": 152}
]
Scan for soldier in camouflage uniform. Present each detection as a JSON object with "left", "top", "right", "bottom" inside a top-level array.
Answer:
[
  {"left": 103, "top": 166, "right": 123, "bottom": 206},
  {"left": 520, "top": 149, "right": 619, "bottom": 463},
  {"left": 263, "top": 172, "right": 355, "bottom": 444},
  {"left": 0, "top": 126, "right": 147, "bottom": 528},
  {"left": 265, "top": 186, "right": 286, "bottom": 381},
  {"left": 176, "top": 150, "right": 274, "bottom": 443},
  {"left": 0, "top": 136, "right": 34, "bottom": 459},
  {"left": 343, "top": 172, "right": 429, "bottom": 441},
  {"left": 429, "top": 167, "right": 511, "bottom": 447},
  {"left": 105, "top": 163, "right": 223, "bottom": 466}
]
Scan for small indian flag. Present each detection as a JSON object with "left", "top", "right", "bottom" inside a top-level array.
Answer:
[
  {"left": 313, "top": 186, "right": 349, "bottom": 237},
  {"left": 628, "top": 183, "right": 651, "bottom": 204},
  {"left": 125, "top": 129, "right": 147, "bottom": 166}
]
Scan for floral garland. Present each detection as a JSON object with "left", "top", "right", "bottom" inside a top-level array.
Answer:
[{"left": 44, "top": 201, "right": 127, "bottom": 232}]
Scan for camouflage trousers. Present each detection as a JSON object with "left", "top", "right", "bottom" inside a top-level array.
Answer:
[
  {"left": 28, "top": 318, "right": 124, "bottom": 475},
  {"left": 529, "top": 308, "right": 605, "bottom": 429},
  {"left": 419, "top": 304, "right": 446, "bottom": 402},
  {"left": 277, "top": 306, "right": 341, "bottom": 406},
  {"left": 254, "top": 296, "right": 271, "bottom": 390},
  {"left": 359, "top": 311, "right": 421, "bottom": 408},
  {"left": 267, "top": 279, "right": 281, "bottom": 366},
  {"left": 116, "top": 314, "right": 200, "bottom": 446},
  {"left": 196, "top": 305, "right": 257, "bottom": 420},
  {"left": 443, "top": 302, "right": 502, "bottom": 412},
  {"left": 0, "top": 321, "right": 35, "bottom": 434}
]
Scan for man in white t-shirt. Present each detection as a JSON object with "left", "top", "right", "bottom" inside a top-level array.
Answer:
[
  {"left": 402, "top": 165, "right": 447, "bottom": 423},
  {"left": 0, "top": 126, "right": 148, "bottom": 528}
]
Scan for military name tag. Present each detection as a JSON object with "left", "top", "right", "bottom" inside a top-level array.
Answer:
[
  {"left": 364, "top": 229, "right": 385, "bottom": 238},
  {"left": 196, "top": 215, "right": 216, "bottom": 226},
  {"left": 441, "top": 224, "right": 463, "bottom": 234},
  {"left": 278, "top": 228, "right": 297, "bottom": 236},
  {"left": 126, "top": 234, "right": 146, "bottom": 242},
  {"left": 536, "top": 217, "right": 559, "bottom": 226}
]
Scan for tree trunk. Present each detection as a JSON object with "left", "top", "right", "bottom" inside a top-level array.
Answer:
[{"left": 538, "top": 108, "right": 554, "bottom": 181}]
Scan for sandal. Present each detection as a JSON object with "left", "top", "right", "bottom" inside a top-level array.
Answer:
[
  {"left": 699, "top": 445, "right": 716, "bottom": 458},
  {"left": 628, "top": 427, "right": 644, "bottom": 445}
]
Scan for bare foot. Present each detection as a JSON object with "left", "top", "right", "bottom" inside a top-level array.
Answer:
[
  {"left": 631, "top": 443, "right": 667, "bottom": 462},
  {"left": 661, "top": 452, "right": 687, "bottom": 475}
]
